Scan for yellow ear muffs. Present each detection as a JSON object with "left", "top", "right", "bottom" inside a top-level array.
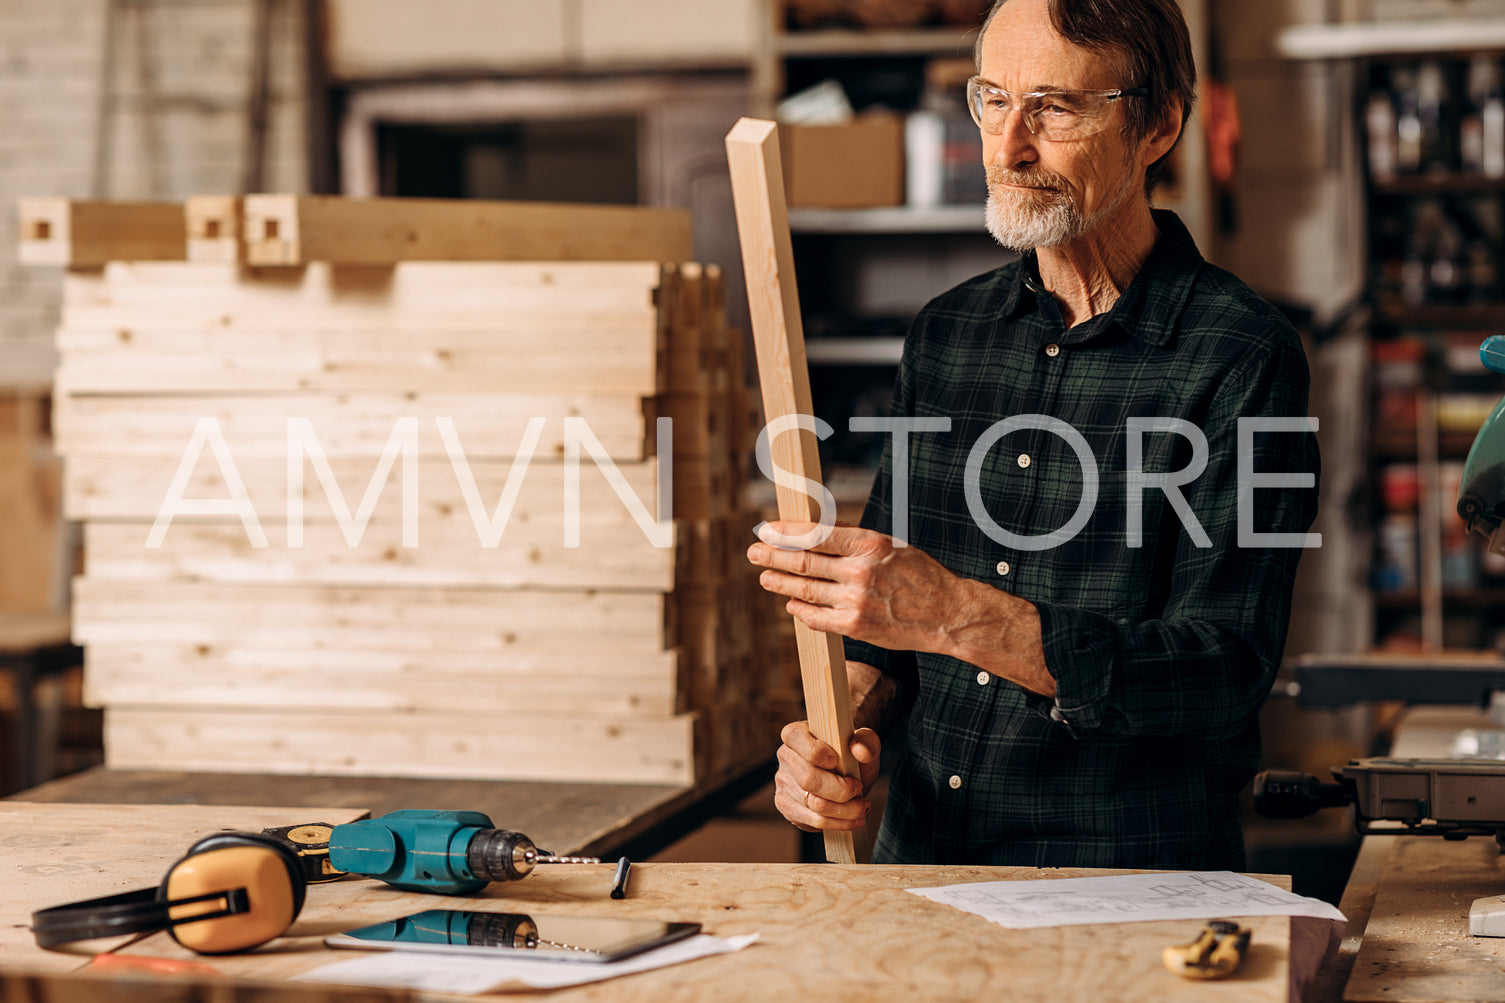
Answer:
[
  {"left": 31, "top": 830, "right": 307, "bottom": 955},
  {"left": 160, "top": 833, "right": 307, "bottom": 954}
]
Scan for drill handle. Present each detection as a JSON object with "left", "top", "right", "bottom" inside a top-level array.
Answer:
[{"left": 1252, "top": 769, "right": 1352, "bottom": 819}]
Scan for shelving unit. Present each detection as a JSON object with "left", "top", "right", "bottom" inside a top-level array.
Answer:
[
  {"left": 1338, "top": 29, "right": 1505, "bottom": 653},
  {"left": 788, "top": 205, "right": 982, "bottom": 234},
  {"left": 748, "top": 2, "right": 997, "bottom": 485}
]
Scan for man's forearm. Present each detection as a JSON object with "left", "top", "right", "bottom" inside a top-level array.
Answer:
[{"left": 941, "top": 579, "right": 1057, "bottom": 699}]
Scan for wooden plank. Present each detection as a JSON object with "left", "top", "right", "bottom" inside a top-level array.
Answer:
[
  {"left": 83, "top": 642, "right": 684, "bottom": 716},
  {"left": 59, "top": 260, "right": 665, "bottom": 325},
  {"left": 672, "top": 453, "right": 737, "bottom": 520},
  {"left": 726, "top": 116, "right": 862, "bottom": 864},
  {"left": 103, "top": 707, "right": 701, "bottom": 784},
  {"left": 53, "top": 393, "right": 655, "bottom": 461},
  {"left": 653, "top": 393, "right": 733, "bottom": 459},
  {"left": 71, "top": 579, "right": 677, "bottom": 652},
  {"left": 184, "top": 195, "right": 244, "bottom": 263},
  {"left": 17, "top": 199, "right": 185, "bottom": 266},
  {"left": 55, "top": 262, "right": 669, "bottom": 397},
  {"left": 242, "top": 195, "right": 694, "bottom": 266},
  {"left": 1343, "top": 837, "right": 1505, "bottom": 1002},
  {"left": 63, "top": 455, "right": 665, "bottom": 525},
  {"left": 0, "top": 803, "right": 370, "bottom": 975},
  {"left": 56, "top": 338, "right": 663, "bottom": 396},
  {"left": 81, "top": 519, "right": 677, "bottom": 592},
  {"left": 56, "top": 317, "right": 663, "bottom": 396}
]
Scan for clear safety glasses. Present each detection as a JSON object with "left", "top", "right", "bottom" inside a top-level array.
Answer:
[{"left": 966, "top": 77, "right": 1147, "bottom": 141}]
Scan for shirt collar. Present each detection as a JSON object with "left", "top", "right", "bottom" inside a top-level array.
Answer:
[{"left": 1001, "top": 209, "right": 1203, "bottom": 350}]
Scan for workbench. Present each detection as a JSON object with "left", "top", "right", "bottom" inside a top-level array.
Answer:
[
  {"left": 10, "top": 761, "right": 774, "bottom": 861},
  {"left": 1308, "top": 707, "right": 1505, "bottom": 1003},
  {"left": 1, "top": 802, "right": 1297, "bottom": 1002}
]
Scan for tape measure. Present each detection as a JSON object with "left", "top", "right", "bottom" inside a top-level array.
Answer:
[{"left": 1163, "top": 920, "right": 1251, "bottom": 980}]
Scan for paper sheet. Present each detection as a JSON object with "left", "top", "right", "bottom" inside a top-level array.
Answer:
[
  {"left": 908, "top": 871, "right": 1346, "bottom": 929},
  {"left": 293, "top": 932, "right": 759, "bottom": 994}
]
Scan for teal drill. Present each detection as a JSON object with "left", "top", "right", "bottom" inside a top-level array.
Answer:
[{"left": 325, "top": 810, "right": 599, "bottom": 895}]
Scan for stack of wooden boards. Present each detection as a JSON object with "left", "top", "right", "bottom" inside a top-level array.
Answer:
[{"left": 20, "top": 195, "right": 798, "bottom": 786}]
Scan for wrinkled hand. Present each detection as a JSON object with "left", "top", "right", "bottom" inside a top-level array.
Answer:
[
  {"left": 773, "top": 721, "right": 881, "bottom": 832},
  {"left": 747, "top": 521, "right": 966, "bottom": 654}
]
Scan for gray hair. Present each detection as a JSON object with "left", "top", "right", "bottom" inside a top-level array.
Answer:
[{"left": 974, "top": 0, "right": 1196, "bottom": 195}]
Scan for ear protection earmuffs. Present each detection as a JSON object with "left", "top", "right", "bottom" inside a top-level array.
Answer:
[{"left": 31, "top": 831, "right": 308, "bottom": 955}]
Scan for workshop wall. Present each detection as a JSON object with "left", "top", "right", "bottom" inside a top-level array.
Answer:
[
  {"left": 0, "top": 0, "right": 308, "bottom": 387},
  {"left": 1209, "top": 0, "right": 1366, "bottom": 325}
]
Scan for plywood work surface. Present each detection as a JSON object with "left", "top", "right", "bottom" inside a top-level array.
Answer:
[
  {"left": 1342, "top": 836, "right": 1505, "bottom": 1002},
  {"left": 2, "top": 802, "right": 1294, "bottom": 1002},
  {"left": 0, "top": 802, "right": 369, "bottom": 974}
]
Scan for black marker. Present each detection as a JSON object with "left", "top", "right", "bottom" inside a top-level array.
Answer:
[{"left": 610, "top": 856, "right": 632, "bottom": 899}]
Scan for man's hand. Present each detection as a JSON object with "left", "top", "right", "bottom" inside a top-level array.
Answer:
[
  {"left": 747, "top": 522, "right": 964, "bottom": 654},
  {"left": 773, "top": 721, "right": 880, "bottom": 832},
  {"left": 747, "top": 520, "right": 1056, "bottom": 698}
]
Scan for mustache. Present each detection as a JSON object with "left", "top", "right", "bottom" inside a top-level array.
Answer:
[{"left": 986, "top": 166, "right": 1069, "bottom": 191}]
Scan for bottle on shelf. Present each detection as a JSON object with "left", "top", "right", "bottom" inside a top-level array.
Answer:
[
  {"left": 1375, "top": 461, "right": 1420, "bottom": 593},
  {"left": 1482, "top": 60, "right": 1505, "bottom": 178},
  {"left": 1393, "top": 66, "right": 1424, "bottom": 174},
  {"left": 905, "top": 58, "right": 984, "bottom": 208},
  {"left": 1460, "top": 56, "right": 1505, "bottom": 178},
  {"left": 1366, "top": 86, "right": 1399, "bottom": 183},
  {"left": 1462, "top": 58, "right": 1489, "bottom": 174},
  {"left": 1415, "top": 60, "right": 1452, "bottom": 174}
]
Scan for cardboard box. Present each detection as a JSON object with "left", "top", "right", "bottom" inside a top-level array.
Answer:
[{"left": 779, "top": 113, "right": 905, "bottom": 209}]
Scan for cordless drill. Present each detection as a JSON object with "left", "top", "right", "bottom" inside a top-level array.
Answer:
[{"left": 271, "top": 809, "right": 599, "bottom": 895}]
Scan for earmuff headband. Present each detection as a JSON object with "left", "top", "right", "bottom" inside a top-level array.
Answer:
[{"left": 31, "top": 886, "right": 251, "bottom": 949}]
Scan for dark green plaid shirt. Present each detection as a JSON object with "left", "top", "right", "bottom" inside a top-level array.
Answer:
[{"left": 845, "top": 211, "right": 1318, "bottom": 870}]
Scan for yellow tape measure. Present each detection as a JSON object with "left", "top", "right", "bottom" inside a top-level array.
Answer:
[{"left": 1163, "top": 920, "right": 1251, "bottom": 980}]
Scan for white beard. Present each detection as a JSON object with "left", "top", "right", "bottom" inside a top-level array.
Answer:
[
  {"left": 985, "top": 183, "right": 1080, "bottom": 250},
  {"left": 984, "top": 165, "right": 1137, "bottom": 251}
]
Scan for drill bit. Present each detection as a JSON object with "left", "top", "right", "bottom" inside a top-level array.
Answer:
[{"left": 535, "top": 852, "right": 601, "bottom": 865}]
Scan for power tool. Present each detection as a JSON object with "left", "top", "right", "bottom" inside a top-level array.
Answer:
[
  {"left": 1457, "top": 334, "right": 1505, "bottom": 560},
  {"left": 1254, "top": 759, "right": 1505, "bottom": 936},
  {"left": 263, "top": 810, "right": 599, "bottom": 896}
]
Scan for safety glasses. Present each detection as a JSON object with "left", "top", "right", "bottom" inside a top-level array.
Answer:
[{"left": 966, "top": 77, "right": 1147, "bottom": 141}]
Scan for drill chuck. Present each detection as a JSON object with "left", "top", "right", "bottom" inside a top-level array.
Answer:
[
  {"left": 328, "top": 810, "right": 601, "bottom": 895},
  {"left": 465, "top": 828, "right": 539, "bottom": 883}
]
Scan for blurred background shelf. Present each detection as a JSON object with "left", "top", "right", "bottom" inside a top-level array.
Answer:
[
  {"left": 805, "top": 337, "right": 905, "bottom": 366},
  {"left": 777, "top": 27, "right": 978, "bottom": 59},
  {"left": 789, "top": 205, "right": 983, "bottom": 234}
]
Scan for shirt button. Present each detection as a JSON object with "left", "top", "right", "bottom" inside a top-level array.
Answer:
[
  {"left": 948, "top": 775, "right": 962, "bottom": 790},
  {"left": 976, "top": 671, "right": 990, "bottom": 685},
  {"left": 1045, "top": 343, "right": 1061, "bottom": 357},
  {"left": 1049, "top": 705, "right": 1066, "bottom": 723},
  {"left": 1017, "top": 454, "right": 1031, "bottom": 469},
  {"left": 995, "top": 561, "right": 1010, "bottom": 576}
]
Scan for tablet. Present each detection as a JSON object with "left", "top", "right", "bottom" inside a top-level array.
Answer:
[{"left": 325, "top": 908, "right": 701, "bottom": 964}]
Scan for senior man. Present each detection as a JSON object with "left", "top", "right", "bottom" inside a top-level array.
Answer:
[{"left": 747, "top": 0, "right": 1319, "bottom": 869}]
